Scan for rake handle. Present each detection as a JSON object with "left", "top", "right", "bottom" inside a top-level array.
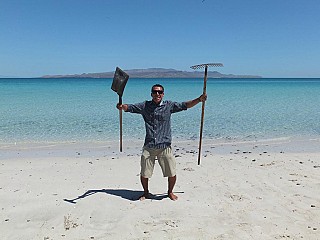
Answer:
[{"left": 198, "top": 66, "right": 208, "bottom": 165}]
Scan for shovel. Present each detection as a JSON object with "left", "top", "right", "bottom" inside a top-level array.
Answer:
[{"left": 111, "top": 67, "right": 129, "bottom": 152}]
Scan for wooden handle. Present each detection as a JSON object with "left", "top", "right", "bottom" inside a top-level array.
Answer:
[
  {"left": 198, "top": 66, "right": 208, "bottom": 165},
  {"left": 119, "top": 96, "right": 123, "bottom": 152}
]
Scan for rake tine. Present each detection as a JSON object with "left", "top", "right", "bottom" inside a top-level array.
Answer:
[{"left": 190, "top": 63, "right": 223, "bottom": 70}]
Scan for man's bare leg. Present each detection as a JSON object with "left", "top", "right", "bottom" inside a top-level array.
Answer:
[
  {"left": 168, "top": 175, "right": 178, "bottom": 201},
  {"left": 139, "top": 176, "right": 149, "bottom": 201}
]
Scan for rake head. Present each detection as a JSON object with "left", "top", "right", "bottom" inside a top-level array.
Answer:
[{"left": 190, "top": 63, "right": 223, "bottom": 70}]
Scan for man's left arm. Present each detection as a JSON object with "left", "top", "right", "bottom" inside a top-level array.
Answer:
[{"left": 185, "top": 94, "right": 207, "bottom": 109}]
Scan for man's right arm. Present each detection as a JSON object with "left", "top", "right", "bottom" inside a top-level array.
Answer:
[{"left": 117, "top": 101, "right": 145, "bottom": 113}]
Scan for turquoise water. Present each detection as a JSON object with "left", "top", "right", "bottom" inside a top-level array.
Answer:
[{"left": 1, "top": 78, "right": 320, "bottom": 143}]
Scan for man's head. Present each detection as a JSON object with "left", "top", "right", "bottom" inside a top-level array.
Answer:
[{"left": 151, "top": 84, "right": 164, "bottom": 104}]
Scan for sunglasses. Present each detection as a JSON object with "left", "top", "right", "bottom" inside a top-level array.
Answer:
[{"left": 152, "top": 90, "right": 164, "bottom": 94}]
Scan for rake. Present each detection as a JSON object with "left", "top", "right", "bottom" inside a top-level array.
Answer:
[{"left": 190, "top": 63, "right": 223, "bottom": 165}]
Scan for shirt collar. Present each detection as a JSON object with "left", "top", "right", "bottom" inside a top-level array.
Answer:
[{"left": 151, "top": 100, "right": 164, "bottom": 106}]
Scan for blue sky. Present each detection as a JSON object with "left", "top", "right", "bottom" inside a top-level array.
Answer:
[{"left": 1, "top": 0, "right": 319, "bottom": 78}]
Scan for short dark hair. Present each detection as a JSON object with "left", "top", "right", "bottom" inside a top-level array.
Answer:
[{"left": 151, "top": 84, "right": 164, "bottom": 92}]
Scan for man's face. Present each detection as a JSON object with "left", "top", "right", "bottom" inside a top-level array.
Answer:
[{"left": 151, "top": 86, "right": 164, "bottom": 104}]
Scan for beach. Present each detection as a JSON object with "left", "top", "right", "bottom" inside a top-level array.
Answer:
[{"left": 1, "top": 137, "right": 319, "bottom": 239}]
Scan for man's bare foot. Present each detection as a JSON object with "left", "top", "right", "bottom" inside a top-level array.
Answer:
[
  {"left": 139, "top": 192, "right": 149, "bottom": 201},
  {"left": 168, "top": 192, "right": 178, "bottom": 201}
]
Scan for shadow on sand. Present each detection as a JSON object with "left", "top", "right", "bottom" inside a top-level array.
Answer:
[{"left": 63, "top": 189, "right": 184, "bottom": 203}]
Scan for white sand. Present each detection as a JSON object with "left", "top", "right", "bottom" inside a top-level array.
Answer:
[{"left": 1, "top": 138, "right": 319, "bottom": 239}]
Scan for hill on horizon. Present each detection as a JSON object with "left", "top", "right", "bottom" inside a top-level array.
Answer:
[{"left": 42, "top": 68, "right": 262, "bottom": 78}]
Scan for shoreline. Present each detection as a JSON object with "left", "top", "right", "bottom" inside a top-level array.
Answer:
[
  {"left": 1, "top": 137, "right": 319, "bottom": 239},
  {"left": 1, "top": 136, "right": 320, "bottom": 157}
]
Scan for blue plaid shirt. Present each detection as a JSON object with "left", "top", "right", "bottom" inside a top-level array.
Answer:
[{"left": 127, "top": 100, "right": 187, "bottom": 149}]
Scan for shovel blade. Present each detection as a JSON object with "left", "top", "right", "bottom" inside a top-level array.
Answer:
[{"left": 111, "top": 67, "right": 129, "bottom": 97}]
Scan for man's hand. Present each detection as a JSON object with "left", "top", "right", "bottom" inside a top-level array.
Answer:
[
  {"left": 116, "top": 103, "right": 128, "bottom": 111},
  {"left": 116, "top": 103, "right": 122, "bottom": 110},
  {"left": 198, "top": 93, "right": 207, "bottom": 102}
]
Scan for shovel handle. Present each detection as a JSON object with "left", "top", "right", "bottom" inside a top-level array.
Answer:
[{"left": 119, "top": 96, "right": 123, "bottom": 152}]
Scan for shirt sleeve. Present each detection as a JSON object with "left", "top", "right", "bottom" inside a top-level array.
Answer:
[
  {"left": 170, "top": 101, "right": 187, "bottom": 113},
  {"left": 126, "top": 101, "right": 145, "bottom": 114}
]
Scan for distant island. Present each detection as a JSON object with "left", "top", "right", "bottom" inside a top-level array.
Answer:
[{"left": 41, "top": 68, "right": 262, "bottom": 78}]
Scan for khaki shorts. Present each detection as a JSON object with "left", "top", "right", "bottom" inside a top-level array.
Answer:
[{"left": 140, "top": 146, "right": 176, "bottom": 178}]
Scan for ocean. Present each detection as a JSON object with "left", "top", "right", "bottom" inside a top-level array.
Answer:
[{"left": 1, "top": 78, "right": 320, "bottom": 144}]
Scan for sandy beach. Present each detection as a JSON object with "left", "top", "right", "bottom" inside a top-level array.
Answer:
[{"left": 1, "top": 137, "right": 319, "bottom": 239}]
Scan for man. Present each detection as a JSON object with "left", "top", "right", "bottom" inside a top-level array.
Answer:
[{"left": 116, "top": 84, "right": 207, "bottom": 201}]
